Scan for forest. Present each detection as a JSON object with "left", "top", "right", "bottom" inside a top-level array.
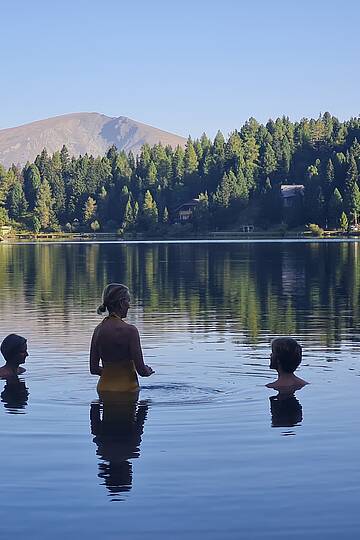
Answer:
[{"left": 0, "top": 112, "right": 360, "bottom": 234}]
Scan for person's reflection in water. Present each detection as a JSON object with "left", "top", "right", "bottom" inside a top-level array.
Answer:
[
  {"left": 269, "top": 391, "right": 303, "bottom": 429},
  {"left": 90, "top": 398, "right": 149, "bottom": 501},
  {"left": 1, "top": 378, "right": 29, "bottom": 413}
]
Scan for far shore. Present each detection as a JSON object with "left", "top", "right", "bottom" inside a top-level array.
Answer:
[{"left": 1, "top": 229, "right": 360, "bottom": 243}]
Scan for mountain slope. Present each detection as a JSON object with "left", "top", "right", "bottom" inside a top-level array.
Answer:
[{"left": 0, "top": 112, "right": 186, "bottom": 168}]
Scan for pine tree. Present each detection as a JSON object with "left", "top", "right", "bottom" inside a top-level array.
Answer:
[
  {"left": 60, "top": 145, "right": 71, "bottom": 174},
  {"left": 0, "top": 206, "right": 9, "bottom": 226},
  {"left": 184, "top": 137, "right": 198, "bottom": 175},
  {"left": 235, "top": 169, "right": 249, "bottom": 208},
  {"left": 142, "top": 190, "right": 158, "bottom": 229},
  {"left": 324, "top": 159, "right": 335, "bottom": 201},
  {"left": 122, "top": 198, "right": 134, "bottom": 230},
  {"left": 328, "top": 188, "right": 344, "bottom": 228},
  {"left": 34, "top": 179, "right": 54, "bottom": 230},
  {"left": 7, "top": 181, "right": 28, "bottom": 219},
  {"left": 213, "top": 172, "right": 232, "bottom": 208},
  {"left": 35, "top": 148, "right": 51, "bottom": 180},
  {"left": 0, "top": 164, "right": 10, "bottom": 206},
  {"left": 340, "top": 211, "right": 348, "bottom": 231},
  {"left": 133, "top": 201, "right": 139, "bottom": 225},
  {"left": 83, "top": 196, "right": 97, "bottom": 224},
  {"left": 213, "top": 130, "right": 225, "bottom": 160},
  {"left": 344, "top": 155, "right": 360, "bottom": 225},
  {"left": 225, "top": 131, "right": 244, "bottom": 171},
  {"left": 146, "top": 161, "right": 157, "bottom": 186},
  {"left": 173, "top": 146, "right": 185, "bottom": 181},
  {"left": 23, "top": 164, "right": 41, "bottom": 210},
  {"left": 279, "top": 136, "right": 291, "bottom": 177},
  {"left": 261, "top": 143, "right": 277, "bottom": 178}
]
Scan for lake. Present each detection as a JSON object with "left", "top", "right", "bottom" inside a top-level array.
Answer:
[{"left": 0, "top": 240, "right": 359, "bottom": 539}]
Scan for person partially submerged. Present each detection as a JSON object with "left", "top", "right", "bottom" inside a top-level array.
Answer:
[
  {"left": 0, "top": 334, "right": 28, "bottom": 379},
  {"left": 266, "top": 337, "right": 308, "bottom": 391},
  {"left": 90, "top": 283, "right": 154, "bottom": 398}
]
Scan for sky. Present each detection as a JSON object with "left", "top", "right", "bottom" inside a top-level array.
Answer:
[{"left": 0, "top": 0, "right": 359, "bottom": 139}]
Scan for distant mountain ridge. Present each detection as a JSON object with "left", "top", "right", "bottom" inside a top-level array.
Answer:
[{"left": 0, "top": 112, "right": 187, "bottom": 168}]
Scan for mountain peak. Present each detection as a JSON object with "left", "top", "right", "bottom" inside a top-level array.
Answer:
[{"left": 0, "top": 112, "right": 186, "bottom": 167}]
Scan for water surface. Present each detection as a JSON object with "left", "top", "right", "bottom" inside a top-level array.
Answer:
[{"left": 0, "top": 241, "right": 359, "bottom": 539}]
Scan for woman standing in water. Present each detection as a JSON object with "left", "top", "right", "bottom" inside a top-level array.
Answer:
[{"left": 90, "top": 283, "right": 154, "bottom": 398}]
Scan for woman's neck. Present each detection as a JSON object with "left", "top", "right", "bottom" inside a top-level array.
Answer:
[
  {"left": 109, "top": 311, "right": 123, "bottom": 320},
  {"left": 276, "top": 370, "right": 299, "bottom": 382},
  {"left": 5, "top": 362, "right": 18, "bottom": 375}
]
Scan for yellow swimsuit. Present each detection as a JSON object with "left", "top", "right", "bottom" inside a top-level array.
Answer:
[{"left": 97, "top": 361, "right": 139, "bottom": 398}]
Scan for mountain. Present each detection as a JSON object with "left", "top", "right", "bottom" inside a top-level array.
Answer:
[{"left": 0, "top": 112, "right": 187, "bottom": 168}]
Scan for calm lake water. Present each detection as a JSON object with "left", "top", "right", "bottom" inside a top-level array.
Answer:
[{"left": 0, "top": 240, "right": 359, "bottom": 539}]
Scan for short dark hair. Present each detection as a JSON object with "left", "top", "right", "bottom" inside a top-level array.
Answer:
[
  {"left": 0, "top": 334, "right": 27, "bottom": 363},
  {"left": 271, "top": 337, "right": 302, "bottom": 373}
]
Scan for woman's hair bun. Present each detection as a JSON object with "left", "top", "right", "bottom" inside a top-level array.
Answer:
[{"left": 96, "top": 304, "right": 107, "bottom": 315}]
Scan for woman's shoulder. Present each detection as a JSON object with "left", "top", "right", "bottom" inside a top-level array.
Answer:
[{"left": 123, "top": 322, "right": 139, "bottom": 334}]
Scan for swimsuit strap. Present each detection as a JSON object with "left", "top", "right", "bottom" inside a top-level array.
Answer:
[{"left": 103, "top": 312, "right": 123, "bottom": 322}]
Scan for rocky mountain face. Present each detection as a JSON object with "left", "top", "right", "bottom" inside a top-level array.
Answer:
[{"left": 0, "top": 112, "right": 186, "bottom": 168}]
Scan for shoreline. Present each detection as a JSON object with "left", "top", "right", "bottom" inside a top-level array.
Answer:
[{"left": 1, "top": 229, "right": 360, "bottom": 243}]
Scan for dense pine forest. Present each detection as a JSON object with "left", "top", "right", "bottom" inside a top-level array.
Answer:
[{"left": 1, "top": 112, "right": 360, "bottom": 235}]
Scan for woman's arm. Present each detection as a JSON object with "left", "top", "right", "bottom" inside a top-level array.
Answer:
[
  {"left": 129, "top": 326, "right": 154, "bottom": 377},
  {"left": 90, "top": 330, "right": 102, "bottom": 376}
]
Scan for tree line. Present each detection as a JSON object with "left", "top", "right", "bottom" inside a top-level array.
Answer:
[{"left": 1, "top": 112, "right": 360, "bottom": 234}]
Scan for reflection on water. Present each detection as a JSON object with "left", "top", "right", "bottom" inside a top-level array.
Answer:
[
  {"left": 0, "top": 378, "right": 29, "bottom": 413},
  {"left": 0, "top": 241, "right": 360, "bottom": 538},
  {"left": 269, "top": 392, "right": 303, "bottom": 430},
  {"left": 1, "top": 240, "right": 360, "bottom": 344},
  {"left": 90, "top": 400, "right": 149, "bottom": 502}
]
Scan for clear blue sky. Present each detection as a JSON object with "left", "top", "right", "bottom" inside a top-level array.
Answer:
[{"left": 1, "top": 0, "right": 359, "bottom": 139}]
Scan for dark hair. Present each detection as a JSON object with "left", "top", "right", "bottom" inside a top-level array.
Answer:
[
  {"left": 271, "top": 337, "right": 302, "bottom": 373},
  {"left": 0, "top": 334, "right": 27, "bottom": 363},
  {"left": 97, "top": 283, "right": 130, "bottom": 315}
]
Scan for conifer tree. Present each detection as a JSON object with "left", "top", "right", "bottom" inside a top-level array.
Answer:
[
  {"left": 132, "top": 201, "right": 139, "bottom": 225},
  {"left": 0, "top": 164, "right": 10, "bottom": 206},
  {"left": 184, "top": 138, "right": 198, "bottom": 176},
  {"left": 340, "top": 211, "right": 348, "bottom": 231},
  {"left": 328, "top": 188, "right": 344, "bottom": 228},
  {"left": 173, "top": 146, "right": 185, "bottom": 181},
  {"left": 7, "top": 181, "right": 28, "bottom": 219},
  {"left": 146, "top": 161, "right": 157, "bottom": 186},
  {"left": 142, "top": 190, "right": 158, "bottom": 228},
  {"left": 23, "top": 163, "right": 41, "bottom": 210},
  {"left": 344, "top": 155, "right": 360, "bottom": 225},
  {"left": 261, "top": 143, "right": 277, "bottom": 177},
  {"left": 122, "top": 198, "right": 134, "bottom": 230},
  {"left": 0, "top": 206, "right": 9, "bottom": 226},
  {"left": 34, "top": 179, "right": 54, "bottom": 230},
  {"left": 83, "top": 196, "right": 97, "bottom": 225}
]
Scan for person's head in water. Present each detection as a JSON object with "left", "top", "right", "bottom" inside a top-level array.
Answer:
[
  {"left": 97, "top": 283, "right": 131, "bottom": 318},
  {"left": 0, "top": 334, "right": 28, "bottom": 369},
  {"left": 270, "top": 337, "right": 302, "bottom": 374}
]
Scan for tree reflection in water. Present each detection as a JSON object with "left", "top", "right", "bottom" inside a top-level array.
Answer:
[{"left": 1, "top": 241, "right": 359, "bottom": 346}]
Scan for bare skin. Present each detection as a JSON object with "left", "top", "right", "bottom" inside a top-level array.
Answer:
[
  {"left": 0, "top": 345, "right": 28, "bottom": 379},
  {"left": 266, "top": 366, "right": 308, "bottom": 391},
  {"left": 90, "top": 301, "right": 154, "bottom": 378}
]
